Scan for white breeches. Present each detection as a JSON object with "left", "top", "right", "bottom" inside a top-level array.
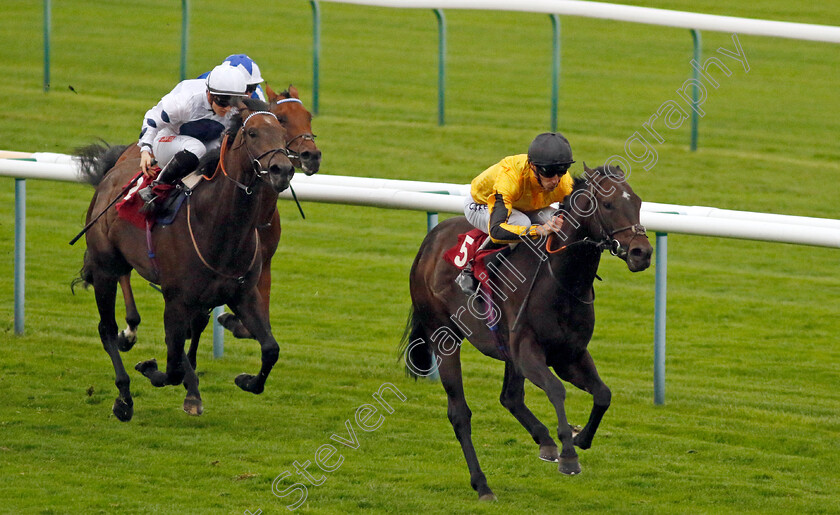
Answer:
[
  {"left": 152, "top": 131, "right": 221, "bottom": 168},
  {"left": 463, "top": 194, "right": 554, "bottom": 233}
]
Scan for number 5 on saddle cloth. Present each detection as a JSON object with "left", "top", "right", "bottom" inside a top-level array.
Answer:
[{"left": 443, "top": 229, "right": 512, "bottom": 298}]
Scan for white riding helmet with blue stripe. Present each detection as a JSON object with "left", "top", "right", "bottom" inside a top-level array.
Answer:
[
  {"left": 205, "top": 64, "right": 248, "bottom": 96},
  {"left": 223, "top": 54, "right": 263, "bottom": 86}
]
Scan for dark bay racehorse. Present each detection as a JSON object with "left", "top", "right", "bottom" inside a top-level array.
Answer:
[
  {"left": 399, "top": 165, "right": 652, "bottom": 500},
  {"left": 215, "top": 85, "right": 321, "bottom": 341},
  {"left": 76, "top": 99, "right": 293, "bottom": 421},
  {"left": 100, "top": 86, "right": 320, "bottom": 366}
]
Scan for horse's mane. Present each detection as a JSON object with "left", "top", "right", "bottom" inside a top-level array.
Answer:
[
  {"left": 198, "top": 98, "right": 275, "bottom": 176},
  {"left": 195, "top": 148, "right": 221, "bottom": 178},
  {"left": 570, "top": 164, "right": 626, "bottom": 192},
  {"left": 226, "top": 98, "right": 273, "bottom": 135}
]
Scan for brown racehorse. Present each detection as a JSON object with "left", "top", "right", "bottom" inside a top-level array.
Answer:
[
  {"left": 214, "top": 85, "right": 321, "bottom": 342},
  {"left": 104, "top": 86, "right": 320, "bottom": 366},
  {"left": 399, "top": 165, "right": 652, "bottom": 500},
  {"left": 76, "top": 99, "right": 294, "bottom": 421}
]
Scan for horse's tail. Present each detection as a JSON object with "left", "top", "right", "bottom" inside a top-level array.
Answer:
[
  {"left": 398, "top": 307, "right": 436, "bottom": 380},
  {"left": 70, "top": 250, "right": 94, "bottom": 294},
  {"left": 75, "top": 141, "right": 129, "bottom": 186}
]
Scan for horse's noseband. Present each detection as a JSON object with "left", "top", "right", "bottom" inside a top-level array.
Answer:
[
  {"left": 604, "top": 224, "right": 647, "bottom": 258},
  {"left": 273, "top": 98, "right": 317, "bottom": 161},
  {"left": 241, "top": 111, "right": 293, "bottom": 177}
]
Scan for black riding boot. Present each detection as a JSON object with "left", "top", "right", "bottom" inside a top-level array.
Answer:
[{"left": 138, "top": 150, "right": 200, "bottom": 211}]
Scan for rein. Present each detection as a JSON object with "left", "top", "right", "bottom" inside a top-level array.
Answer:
[
  {"left": 186, "top": 197, "right": 260, "bottom": 282},
  {"left": 514, "top": 173, "right": 647, "bottom": 328}
]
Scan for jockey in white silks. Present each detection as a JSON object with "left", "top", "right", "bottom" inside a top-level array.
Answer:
[{"left": 136, "top": 64, "right": 249, "bottom": 208}]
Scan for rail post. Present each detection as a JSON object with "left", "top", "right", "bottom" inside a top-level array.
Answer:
[
  {"left": 180, "top": 0, "right": 189, "bottom": 81},
  {"left": 310, "top": 0, "right": 321, "bottom": 115},
  {"left": 654, "top": 232, "right": 668, "bottom": 404},
  {"left": 212, "top": 306, "right": 224, "bottom": 358},
  {"left": 550, "top": 14, "right": 561, "bottom": 132},
  {"left": 43, "top": 0, "right": 51, "bottom": 92},
  {"left": 14, "top": 179, "right": 26, "bottom": 335},
  {"left": 434, "top": 9, "right": 446, "bottom": 125},
  {"left": 690, "top": 29, "right": 701, "bottom": 151}
]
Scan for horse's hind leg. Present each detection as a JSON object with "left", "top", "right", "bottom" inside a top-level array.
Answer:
[
  {"left": 553, "top": 350, "right": 611, "bottom": 450},
  {"left": 135, "top": 303, "right": 189, "bottom": 388},
  {"left": 499, "top": 361, "right": 559, "bottom": 462},
  {"left": 93, "top": 275, "right": 134, "bottom": 421},
  {"left": 437, "top": 351, "right": 496, "bottom": 501},
  {"left": 116, "top": 274, "right": 140, "bottom": 352}
]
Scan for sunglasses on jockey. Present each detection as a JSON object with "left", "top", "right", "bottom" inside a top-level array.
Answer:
[
  {"left": 210, "top": 94, "right": 236, "bottom": 108},
  {"left": 534, "top": 161, "right": 574, "bottom": 178}
]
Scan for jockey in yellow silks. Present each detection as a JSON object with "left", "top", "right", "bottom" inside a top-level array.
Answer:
[{"left": 456, "top": 132, "right": 575, "bottom": 295}]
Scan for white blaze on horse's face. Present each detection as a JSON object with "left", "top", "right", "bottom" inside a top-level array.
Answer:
[{"left": 622, "top": 191, "right": 631, "bottom": 201}]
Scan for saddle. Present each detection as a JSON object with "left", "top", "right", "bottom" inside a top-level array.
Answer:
[{"left": 115, "top": 171, "right": 204, "bottom": 229}]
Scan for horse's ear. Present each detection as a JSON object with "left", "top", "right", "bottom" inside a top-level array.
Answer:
[
  {"left": 583, "top": 161, "right": 594, "bottom": 173},
  {"left": 288, "top": 85, "right": 299, "bottom": 99},
  {"left": 265, "top": 83, "right": 278, "bottom": 102}
]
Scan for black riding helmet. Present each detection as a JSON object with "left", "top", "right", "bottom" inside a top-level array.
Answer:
[{"left": 528, "top": 132, "right": 575, "bottom": 177}]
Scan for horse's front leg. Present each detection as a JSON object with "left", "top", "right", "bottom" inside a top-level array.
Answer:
[
  {"left": 553, "top": 350, "right": 611, "bottom": 450},
  {"left": 228, "top": 288, "right": 279, "bottom": 394},
  {"left": 517, "top": 338, "right": 580, "bottom": 475},
  {"left": 217, "top": 259, "right": 271, "bottom": 340},
  {"left": 186, "top": 310, "right": 211, "bottom": 370},
  {"left": 135, "top": 302, "right": 203, "bottom": 415}
]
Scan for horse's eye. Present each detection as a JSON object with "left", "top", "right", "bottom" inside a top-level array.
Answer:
[
  {"left": 603, "top": 201, "right": 613, "bottom": 210},
  {"left": 247, "top": 129, "right": 257, "bottom": 138}
]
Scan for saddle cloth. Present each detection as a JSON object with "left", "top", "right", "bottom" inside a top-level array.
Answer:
[{"left": 442, "top": 229, "right": 505, "bottom": 291}]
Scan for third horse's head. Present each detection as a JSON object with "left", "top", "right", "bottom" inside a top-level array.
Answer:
[{"left": 267, "top": 84, "right": 321, "bottom": 176}]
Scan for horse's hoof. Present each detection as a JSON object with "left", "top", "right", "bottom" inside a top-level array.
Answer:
[
  {"left": 217, "top": 313, "right": 237, "bottom": 329},
  {"left": 112, "top": 397, "right": 134, "bottom": 422},
  {"left": 573, "top": 433, "right": 592, "bottom": 450},
  {"left": 235, "top": 373, "right": 264, "bottom": 394},
  {"left": 117, "top": 330, "right": 137, "bottom": 352},
  {"left": 135, "top": 359, "right": 158, "bottom": 375},
  {"left": 183, "top": 396, "right": 203, "bottom": 416},
  {"left": 539, "top": 444, "right": 559, "bottom": 462},
  {"left": 558, "top": 455, "right": 581, "bottom": 475},
  {"left": 478, "top": 493, "right": 497, "bottom": 502}
]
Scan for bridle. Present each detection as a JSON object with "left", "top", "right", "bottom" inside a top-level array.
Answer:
[
  {"left": 222, "top": 111, "right": 292, "bottom": 195},
  {"left": 514, "top": 170, "right": 648, "bottom": 329},
  {"left": 546, "top": 172, "right": 647, "bottom": 259},
  {"left": 274, "top": 97, "right": 317, "bottom": 161}
]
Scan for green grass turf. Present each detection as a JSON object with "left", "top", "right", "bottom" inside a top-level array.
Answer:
[{"left": 1, "top": 0, "right": 839, "bottom": 513}]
